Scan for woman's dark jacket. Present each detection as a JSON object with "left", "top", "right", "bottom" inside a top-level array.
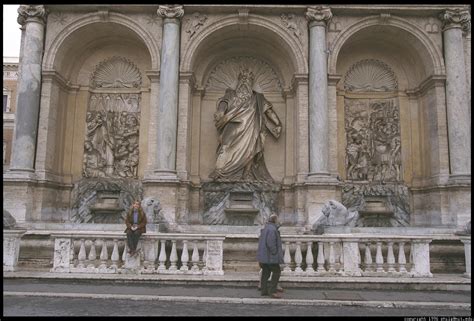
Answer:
[{"left": 124, "top": 207, "right": 147, "bottom": 234}]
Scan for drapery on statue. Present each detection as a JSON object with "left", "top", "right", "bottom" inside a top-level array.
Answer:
[{"left": 210, "top": 69, "right": 282, "bottom": 182}]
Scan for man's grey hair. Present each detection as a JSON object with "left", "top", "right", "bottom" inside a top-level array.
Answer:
[{"left": 268, "top": 214, "right": 278, "bottom": 223}]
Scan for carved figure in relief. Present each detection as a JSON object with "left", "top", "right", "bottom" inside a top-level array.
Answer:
[
  {"left": 281, "top": 14, "right": 301, "bottom": 39},
  {"left": 210, "top": 69, "right": 282, "bottom": 182},
  {"left": 186, "top": 12, "right": 207, "bottom": 38},
  {"left": 83, "top": 141, "right": 106, "bottom": 177}
]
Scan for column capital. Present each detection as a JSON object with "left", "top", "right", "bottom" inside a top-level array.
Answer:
[
  {"left": 17, "top": 5, "right": 47, "bottom": 26},
  {"left": 158, "top": 5, "right": 184, "bottom": 20},
  {"left": 306, "top": 6, "right": 332, "bottom": 27},
  {"left": 439, "top": 9, "right": 471, "bottom": 32}
]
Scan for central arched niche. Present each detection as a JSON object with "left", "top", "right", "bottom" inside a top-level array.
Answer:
[
  {"left": 187, "top": 22, "right": 300, "bottom": 225},
  {"left": 191, "top": 27, "right": 298, "bottom": 184}
]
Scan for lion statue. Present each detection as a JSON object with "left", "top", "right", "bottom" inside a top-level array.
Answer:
[
  {"left": 141, "top": 197, "right": 164, "bottom": 224},
  {"left": 312, "top": 200, "right": 359, "bottom": 234}
]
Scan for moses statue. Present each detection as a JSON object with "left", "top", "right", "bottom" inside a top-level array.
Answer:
[{"left": 210, "top": 69, "right": 282, "bottom": 182}]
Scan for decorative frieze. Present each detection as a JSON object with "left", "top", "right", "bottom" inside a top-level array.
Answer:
[
  {"left": 48, "top": 12, "right": 69, "bottom": 26},
  {"left": 205, "top": 56, "right": 282, "bottom": 92},
  {"left": 280, "top": 13, "right": 301, "bottom": 40},
  {"left": 185, "top": 12, "right": 207, "bottom": 38}
]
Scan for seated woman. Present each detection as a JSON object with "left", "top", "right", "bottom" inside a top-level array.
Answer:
[{"left": 124, "top": 200, "right": 147, "bottom": 256}]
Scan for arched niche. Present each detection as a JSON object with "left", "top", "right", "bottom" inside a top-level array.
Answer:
[
  {"left": 186, "top": 21, "right": 301, "bottom": 185},
  {"left": 333, "top": 21, "right": 448, "bottom": 189},
  {"left": 36, "top": 19, "right": 153, "bottom": 184}
]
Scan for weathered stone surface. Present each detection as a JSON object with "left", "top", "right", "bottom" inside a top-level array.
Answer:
[
  {"left": 3, "top": 209, "right": 16, "bottom": 229},
  {"left": 202, "top": 181, "right": 281, "bottom": 226},
  {"left": 70, "top": 178, "right": 143, "bottom": 224}
]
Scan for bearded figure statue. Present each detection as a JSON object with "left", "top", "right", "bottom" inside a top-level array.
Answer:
[{"left": 210, "top": 69, "right": 282, "bottom": 182}]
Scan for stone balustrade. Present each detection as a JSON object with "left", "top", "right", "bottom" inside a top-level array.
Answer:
[
  {"left": 49, "top": 232, "right": 225, "bottom": 275},
  {"left": 280, "top": 234, "right": 433, "bottom": 277},
  {"left": 459, "top": 236, "right": 471, "bottom": 278},
  {"left": 3, "top": 229, "right": 27, "bottom": 272}
]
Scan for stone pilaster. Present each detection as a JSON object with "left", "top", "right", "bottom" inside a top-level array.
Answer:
[
  {"left": 155, "top": 5, "right": 184, "bottom": 179},
  {"left": 439, "top": 9, "right": 471, "bottom": 182},
  {"left": 305, "top": 6, "right": 335, "bottom": 182},
  {"left": 9, "top": 5, "right": 47, "bottom": 175}
]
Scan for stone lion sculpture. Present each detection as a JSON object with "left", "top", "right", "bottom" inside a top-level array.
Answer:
[
  {"left": 141, "top": 197, "right": 164, "bottom": 224},
  {"left": 312, "top": 200, "right": 359, "bottom": 234}
]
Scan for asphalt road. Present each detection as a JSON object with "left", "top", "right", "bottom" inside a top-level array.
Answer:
[{"left": 3, "top": 295, "right": 472, "bottom": 317}]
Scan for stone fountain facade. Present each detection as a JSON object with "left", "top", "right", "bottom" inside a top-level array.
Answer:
[{"left": 2, "top": 5, "right": 470, "bottom": 243}]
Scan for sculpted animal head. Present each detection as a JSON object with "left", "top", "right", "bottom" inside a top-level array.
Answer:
[
  {"left": 141, "top": 197, "right": 163, "bottom": 223},
  {"left": 321, "top": 200, "right": 349, "bottom": 226}
]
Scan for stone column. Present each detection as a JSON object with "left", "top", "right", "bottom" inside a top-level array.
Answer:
[
  {"left": 439, "top": 9, "right": 471, "bottom": 180},
  {"left": 155, "top": 5, "right": 184, "bottom": 179},
  {"left": 306, "top": 6, "right": 333, "bottom": 181},
  {"left": 9, "top": 5, "right": 47, "bottom": 174}
]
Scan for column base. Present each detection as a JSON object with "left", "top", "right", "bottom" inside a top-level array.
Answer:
[
  {"left": 143, "top": 170, "right": 179, "bottom": 183},
  {"left": 306, "top": 172, "right": 340, "bottom": 185},
  {"left": 448, "top": 174, "right": 471, "bottom": 186},
  {"left": 4, "top": 168, "right": 37, "bottom": 181}
]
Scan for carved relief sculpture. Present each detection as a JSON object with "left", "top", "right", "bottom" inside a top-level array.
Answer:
[
  {"left": 82, "top": 57, "right": 142, "bottom": 179},
  {"left": 209, "top": 68, "right": 282, "bottom": 182},
  {"left": 344, "top": 60, "right": 401, "bottom": 183},
  {"left": 185, "top": 12, "right": 207, "bottom": 38},
  {"left": 280, "top": 14, "right": 301, "bottom": 40}
]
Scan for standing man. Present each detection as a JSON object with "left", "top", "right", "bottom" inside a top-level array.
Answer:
[
  {"left": 257, "top": 214, "right": 284, "bottom": 299},
  {"left": 124, "top": 200, "right": 147, "bottom": 256}
]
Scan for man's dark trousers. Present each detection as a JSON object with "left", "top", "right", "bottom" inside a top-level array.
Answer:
[{"left": 260, "top": 263, "right": 281, "bottom": 295}]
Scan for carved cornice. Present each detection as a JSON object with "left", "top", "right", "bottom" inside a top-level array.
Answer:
[
  {"left": 17, "top": 5, "right": 48, "bottom": 26},
  {"left": 439, "top": 9, "right": 471, "bottom": 32},
  {"left": 306, "top": 6, "right": 332, "bottom": 27},
  {"left": 157, "top": 5, "right": 184, "bottom": 20}
]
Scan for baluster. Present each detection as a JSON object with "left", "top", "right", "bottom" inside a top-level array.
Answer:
[
  {"left": 328, "top": 241, "right": 336, "bottom": 273},
  {"left": 157, "top": 239, "right": 167, "bottom": 272},
  {"left": 122, "top": 241, "right": 128, "bottom": 262},
  {"left": 180, "top": 240, "right": 189, "bottom": 272},
  {"left": 306, "top": 241, "right": 314, "bottom": 273},
  {"left": 398, "top": 241, "right": 407, "bottom": 273},
  {"left": 146, "top": 239, "right": 158, "bottom": 271},
  {"left": 191, "top": 240, "right": 200, "bottom": 272},
  {"left": 294, "top": 242, "right": 303, "bottom": 273},
  {"left": 202, "top": 241, "right": 208, "bottom": 270},
  {"left": 77, "top": 239, "right": 86, "bottom": 268},
  {"left": 317, "top": 241, "right": 326, "bottom": 272},
  {"left": 364, "top": 242, "right": 373, "bottom": 272},
  {"left": 283, "top": 241, "right": 292, "bottom": 273},
  {"left": 339, "top": 241, "right": 344, "bottom": 272},
  {"left": 99, "top": 239, "right": 109, "bottom": 269},
  {"left": 387, "top": 241, "right": 396, "bottom": 273},
  {"left": 375, "top": 241, "right": 384, "bottom": 272},
  {"left": 169, "top": 240, "right": 178, "bottom": 271},
  {"left": 111, "top": 239, "right": 120, "bottom": 269},
  {"left": 87, "top": 239, "right": 97, "bottom": 269},
  {"left": 70, "top": 239, "right": 76, "bottom": 268}
]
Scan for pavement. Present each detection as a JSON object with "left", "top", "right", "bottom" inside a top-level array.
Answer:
[{"left": 3, "top": 271, "right": 472, "bottom": 311}]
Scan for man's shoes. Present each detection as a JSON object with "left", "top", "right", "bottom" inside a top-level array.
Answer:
[
  {"left": 276, "top": 286, "right": 284, "bottom": 293},
  {"left": 271, "top": 293, "right": 282, "bottom": 299}
]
